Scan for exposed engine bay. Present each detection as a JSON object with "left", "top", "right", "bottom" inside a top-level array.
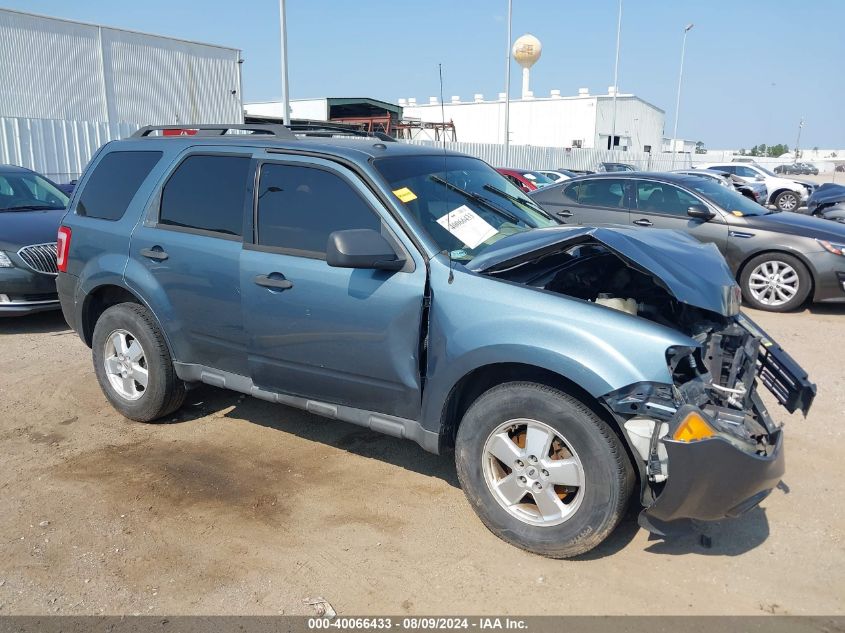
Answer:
[{"left": 484, "top": 239, "right": 816, "bottom": 493}]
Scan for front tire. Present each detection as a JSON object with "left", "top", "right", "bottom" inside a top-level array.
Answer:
[
  {"left": 774, "top": 190, "right": 801, "bottom": 212},
  {"left": 455, "top": 382, "right": 633, "bottom": 558},
  {"left": 92, "top": 302, "right": 186, "bottom": 421},
  {"left": 740, "top": 253, "right": 811, "bottom": 312}
]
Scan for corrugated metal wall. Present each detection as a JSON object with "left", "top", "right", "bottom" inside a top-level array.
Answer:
[
  {"left": 0, "top": 8, "right": 244, "bottom": 124},
  {"left": 405, "top": 140, "right": 692, "bottom": 172},
  {"left": 0, "top": 116, "right": 136, "bottom": 182}
]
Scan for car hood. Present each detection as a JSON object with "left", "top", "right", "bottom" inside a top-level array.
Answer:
[
  {"left": 467, "top": 226, "right": 740, "bottom": 316},
  {"left": 0, "top": 209, "right": 63, "bottom": 250},
  {"left": 739, "top": 210, "right": 845, "bottom": 240}
]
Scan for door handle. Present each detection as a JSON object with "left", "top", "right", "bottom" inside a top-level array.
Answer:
[
  {"left": 140, "top": 247, "right": 168, "bottom": 261},
  {"left": 633, "top": 219, "right": 653, "bottom": 227},
  {"left": 556, "top": 210, "right": 574, "bottom": 218},
  {"left": 254, "top": 274, "right": 294, "bottom": 290}
]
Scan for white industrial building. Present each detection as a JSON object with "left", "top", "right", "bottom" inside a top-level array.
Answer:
[
  {"left": 400, "top": 88, "right": 665, "bottom": 153},
  {"left": 0, "top": 8, "right": 244, "bottom": 183}
]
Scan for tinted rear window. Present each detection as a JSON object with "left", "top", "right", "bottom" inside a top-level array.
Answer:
[
  {"left": 77, "top": 151, "right": 162, "bottom": 220},
  {"left": 159, "top": 155, "right": 251, "bottom": 237}
]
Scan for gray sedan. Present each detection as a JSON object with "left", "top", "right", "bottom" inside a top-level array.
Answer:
[{"left": 530, "top": 172, "right": 845, "bottom": 312}]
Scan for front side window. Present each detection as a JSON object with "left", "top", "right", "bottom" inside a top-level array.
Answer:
[
  {"left": 0, "top": 172, "right": 68, "bottom": 212},
  {"left": 635, "top": 181, "right": 700, "bottom": 216},
  {"left": 734, "top": 166, "right": 759, "bottom": 178},
  {"left": 159, "top": 155, "right": 250, "bottom": 236},
  {"left": 680, "top": 177, "right": 771, "bottom": 216},
  {"left": 256, "top": 163, "right": 381, "bottom": 254},
  {"left": 78, "top": 151, "right": 161, "bottom": 220},
  {"left": 373, "top": 155, "right": 555, "bottom": 262}
]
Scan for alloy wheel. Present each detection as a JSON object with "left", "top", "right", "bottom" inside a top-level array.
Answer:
[
  {"left": 103, "top": 329, "right": 148, "bottom": 400},
  {"left": 748, "top": 260, "right": 800, "bottom": 307},
  {"left": 482, "top": 418, "right": 585, "bottom": 527},
  {"left": 778, "top": 192, "right": 799, "bottom": 211}
]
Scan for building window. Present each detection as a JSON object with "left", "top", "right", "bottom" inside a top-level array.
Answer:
[{"left": 571, "top": 140, "right": 583, "bottom": 149}]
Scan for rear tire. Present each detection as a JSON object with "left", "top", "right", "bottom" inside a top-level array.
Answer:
[
  {"left": 774, "top": 190, "right": 800, "bottom": 212},
  {"left": 740, "top": 253, "right": 811, "bottom": 312},
  {"left": 92, "top": 302, "right": 186, "bottom": 421},
  {"left": 455, "top": 382, "right": 633, "bottom": 558}
]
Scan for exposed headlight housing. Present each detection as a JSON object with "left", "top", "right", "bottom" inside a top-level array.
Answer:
[
  {"left": 818, "top": 239, "right": 845, "bottom": 256},
  {"left": 0, "top": 251, "right": 14, "bottom": 268}
]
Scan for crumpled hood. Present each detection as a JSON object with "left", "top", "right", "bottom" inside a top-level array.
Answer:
[
  {"left": 0, "top": 209, "right": 63, "bottom": 250},
  {"left": 468, "top": 226, "right": 740, "bottom": 316},
  {"left": 809, "top": 182, "right": 845, "bottom": 206}
]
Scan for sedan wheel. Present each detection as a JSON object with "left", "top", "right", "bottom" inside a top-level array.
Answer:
[{"left": 740, "top": 253, "right": 811, "bottom": 312}]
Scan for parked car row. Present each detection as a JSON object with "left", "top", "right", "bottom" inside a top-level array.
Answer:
[{"left": 774, "top": 162, "right": 819, "bottom": 176}]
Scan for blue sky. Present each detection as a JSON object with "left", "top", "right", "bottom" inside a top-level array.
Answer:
[{"left": 5, "top": 0, "right": 844, "bottom": 148}]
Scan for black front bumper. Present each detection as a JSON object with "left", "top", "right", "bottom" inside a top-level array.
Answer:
[
  {"left": 643, "top": 430, "right": 784, "bottom": 524},
  {"left": 0, "top": 265, "right": 60, "bottom": 316}
]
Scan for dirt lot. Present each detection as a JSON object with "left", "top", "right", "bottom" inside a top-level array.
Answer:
[{"left": 1, "top": 305, "right": 843, "bottom": 616}]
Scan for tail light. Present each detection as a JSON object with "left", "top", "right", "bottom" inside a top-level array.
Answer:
[{"left": 56, "top": 226, "right": 72, "bottom": 272}]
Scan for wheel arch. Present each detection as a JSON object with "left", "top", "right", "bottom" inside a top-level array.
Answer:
[
  {"left": 80, "top": 283, "right": 175, "bottom": 362},
  {"left": 768, "top": 187, "right": 800, "bottom": 205},
  {"left": 736, "top": 247, "right": 816, "bottom": 291},
  {"left": 436, "top": 362, "right": 642, "bottom": 490}
]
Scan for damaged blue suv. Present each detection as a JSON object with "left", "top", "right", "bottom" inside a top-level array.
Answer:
[{"left": 56, "top": 124, "right": 815, "bottom": 558}]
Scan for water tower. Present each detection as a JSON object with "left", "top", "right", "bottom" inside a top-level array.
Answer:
[{"left": 512, "top": 34, "right": 542, "bottom": 98}]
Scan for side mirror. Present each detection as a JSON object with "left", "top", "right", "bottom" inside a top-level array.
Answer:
[
  {"left": 687, "top": 204, "right": 715, "bottom": 221},
  {"left": 326, "top": 229, "right": 405, "bottom": 271}
]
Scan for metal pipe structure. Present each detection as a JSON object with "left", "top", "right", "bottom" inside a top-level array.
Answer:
[
  {"left": 795, "top": 118, "right": 805, "bottom": 161},
  {"left": 278, "top": 0, "right": 291, "bottom": 125},
  {"left": 609, "top": 0, "right": 622, "bottom": 152},
  {"left": 671, "top": 23, "right": 694, "bottom": 169},
  {"left": 503, "top": 0, "right": 512, "bottom": 164}
]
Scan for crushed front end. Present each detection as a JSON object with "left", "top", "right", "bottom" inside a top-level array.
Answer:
[{"left": 603, "top": 313, "right": 816, "bottom": 532}]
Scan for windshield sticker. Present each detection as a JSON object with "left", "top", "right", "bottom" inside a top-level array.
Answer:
[
  {"left": 437, "top": 205, "right": 497, "bottom": 249},
  {"left": 392, "top": 187, "right": 418, "bottom": 203}
]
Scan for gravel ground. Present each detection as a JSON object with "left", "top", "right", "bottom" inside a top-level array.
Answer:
[{"left": 0, "top": 305, "right": 843, "bottom": 616}]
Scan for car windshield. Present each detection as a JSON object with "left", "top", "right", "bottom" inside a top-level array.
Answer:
[
  {"left": 681, "top": 177, "right": 772, "bottom": 216},
  {"left": 0, "top": 171, "right": 68, "bottom": 212},
  {"left": 523, "top": 171, "right": 554, "bottom": 186},
  {"left": 373, "top": 155, "right": 556, "bottom": 262}
]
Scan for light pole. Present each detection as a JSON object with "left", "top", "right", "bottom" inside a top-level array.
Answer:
[
  {"left": 278, "top": 0, "right": 291, "bottom": 125},
  {"left": 609, "top": 0, "right": 623, "bottom": 152},
  {"left": 795, "top": 118, "right": 804, "bottom": 162},
  {"left": 504, "top": 0, "right": 513, "bottom": 164},
  {"left": 670, "top": 23, "right": 694, "bottom": 168}
]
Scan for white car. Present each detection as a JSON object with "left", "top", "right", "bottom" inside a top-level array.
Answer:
[
  {"left": 697, "top": 162, "right": 815, "bottom": 212},
  {"left": 538, "top": 170, "right": 576, "bottom": 184}
]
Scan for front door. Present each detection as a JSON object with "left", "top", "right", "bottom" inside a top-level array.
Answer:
[
  {"left": 240, "top": 156, "right": 427, "bottom": 420},
  {"left": 629, "top": 179, "right": 729, "bottom": 250}
]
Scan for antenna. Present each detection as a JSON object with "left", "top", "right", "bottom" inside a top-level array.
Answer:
[{"left": 439, "top": 63, "right": 454, "bottom": 284}]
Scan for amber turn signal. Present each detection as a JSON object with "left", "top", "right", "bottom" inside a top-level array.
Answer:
[{"left": 673, "top": 410, "right": 716, "bottom": 442}]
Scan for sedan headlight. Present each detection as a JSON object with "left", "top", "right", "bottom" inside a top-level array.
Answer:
[
  {"left": 818, "top": 240, "right": 845, "bottom": 256},
  {"left": 0, "top": 251, "right": 14, "bottom": 268}
]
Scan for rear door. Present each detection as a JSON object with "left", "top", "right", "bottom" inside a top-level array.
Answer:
[
  {"left": 630, "top": 179, "right": 729, "bottom": 250},
  {"left": 558, "top": 178, "right": 633, "bottom": 226},
  {"left": 129, "top": 151, "right": 253, "bottom": 376},
  {"left": 240, "top": 154, "right": 427, "bottom": 420}
]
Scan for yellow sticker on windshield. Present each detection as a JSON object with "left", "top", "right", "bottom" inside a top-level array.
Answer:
[
  {"left": 731, "top": 210, "right": 744, "bottom": 217},
  {"left": 392, "top": 187, "right": 418, "bottom": 203}
]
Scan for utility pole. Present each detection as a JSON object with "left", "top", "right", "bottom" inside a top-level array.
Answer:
[
  {"left": 504, "top": 0, "right": 513, "bottom": 164},
  {"left": 610, "top": 0, "right": 622, "bottom": 152},
  {"left": 670, "top": 23, "right": 694, "bottom": 169},
  {"left": 795, "top": 118, "right": 804, "bottom": 162},
  {"left": 279, "top": 0, "right": 291, "bottom": 125}
]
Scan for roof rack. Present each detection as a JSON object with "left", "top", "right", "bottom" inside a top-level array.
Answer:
[
  {"left": 131, "top": 124, "right": 294, "bottom": 138},
  {"left": 131, "top": 122, "right": 397, "bottom": 142}
]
